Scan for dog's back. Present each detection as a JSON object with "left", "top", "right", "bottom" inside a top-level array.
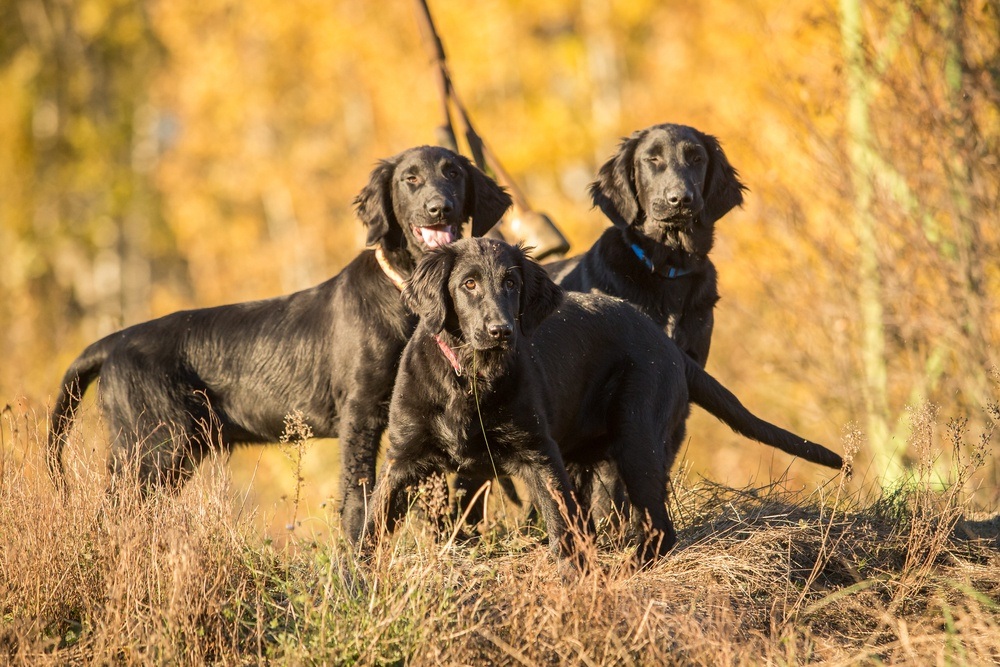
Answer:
[
  {"left": 528, "top": 289, "right": 842, "bottom": 470},
  {"left": 526, "top": 292, "right": 689, "bottom": 453},
  {"left": 48, "top": 261, "right": 391, "bottom": 488}
]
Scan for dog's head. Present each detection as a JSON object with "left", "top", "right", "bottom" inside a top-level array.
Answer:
[
  {"left": 404, "top": 239, "right": 565, "bottom": 353},
  {"left": 353, "top": 146, "right": 512, "bottom": 256},
  {"left": 589, "top": 123, "right": 746, "bottom": 255}
]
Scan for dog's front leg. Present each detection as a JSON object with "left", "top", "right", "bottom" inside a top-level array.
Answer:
[
  {"left": 512, "top": 441, "right": 585, "bottom": 569},
  {"left": 355, "top": 455, "right": 418, "bottom": 550},
  {"left": 338, "top": 381, "right": 395, "bottom": 543}
]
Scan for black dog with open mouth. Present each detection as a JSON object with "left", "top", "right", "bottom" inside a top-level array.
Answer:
[
  {"left": 47, "top": 146, "right": 511, "bottom": 541},
  {"left": 359, "top": 145, "right": 497, "bottom": 255}
]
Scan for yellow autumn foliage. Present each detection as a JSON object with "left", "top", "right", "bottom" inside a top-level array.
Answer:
[{"left": 1, "top": 0, "right": 997, "bottom": 530}]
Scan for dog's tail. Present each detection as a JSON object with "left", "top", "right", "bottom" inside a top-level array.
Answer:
[
  {"left": 48, "top": 337, "right": 113, "bottom": 493},
  {"left": 684, "top": 356, "right": 844, "bottom": 470}
]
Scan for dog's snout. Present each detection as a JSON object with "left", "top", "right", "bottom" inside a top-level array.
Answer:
[
  {"left": 487, "top": 323, "right": 513, "bottom": 341},
  {"left": 425, "top": 198, "right": 454, "bottom": 218},
  {"left": 666, "top": 190, "right": 694, "bottom": 207}
]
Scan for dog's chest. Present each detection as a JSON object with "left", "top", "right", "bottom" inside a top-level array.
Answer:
[
  {"left": 432, "top": 390, "right": 528, "bottom": 473},
  {"left": 646, "top": 276, "right": 696, "bottom": 324}
]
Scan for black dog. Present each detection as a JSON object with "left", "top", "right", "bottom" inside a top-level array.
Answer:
[
  {"left": 357, "top": 239, "right": 842, "bottom": 567},
  {"left": 542, "top": 124, "right": 745, "bottom": 521},
  {"left": 47, "top": 146, "right": 511, "bottom": 539},
  {"left": 547, "top": 122, "right": 745, "bottom": 367}
]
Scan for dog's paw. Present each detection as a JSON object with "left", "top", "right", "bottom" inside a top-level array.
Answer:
[{"left": 556, "top": 555, "right": 585, "bottom": 584}]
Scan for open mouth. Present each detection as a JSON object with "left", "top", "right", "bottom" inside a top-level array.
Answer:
[{"left": 413, "top": 224, "right": 457, "bottom": 249}]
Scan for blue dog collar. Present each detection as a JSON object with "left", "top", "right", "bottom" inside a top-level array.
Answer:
[{"left": 630, "top": 243, "right": 692, "bottom": 278}]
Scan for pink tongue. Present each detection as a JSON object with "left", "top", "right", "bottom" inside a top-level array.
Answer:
[{"left": 420, "top": 225, "right": 456, "bottom": 249}]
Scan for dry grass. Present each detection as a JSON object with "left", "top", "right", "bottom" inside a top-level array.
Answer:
[{"left": 1, "top": 400, "right": 999, "bottom": 666}]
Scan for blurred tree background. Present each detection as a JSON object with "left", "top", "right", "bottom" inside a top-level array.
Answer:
[{"left": 2, "top": 0, "right": 998, "bottom": 534}]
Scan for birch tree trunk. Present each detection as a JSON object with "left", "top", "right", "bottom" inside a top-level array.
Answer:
[{"left": 839, "top": 0, "right": 898, "bottom": 476}]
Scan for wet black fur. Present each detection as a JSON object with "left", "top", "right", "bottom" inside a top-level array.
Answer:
[
  {"left": 47, "top": 146, "right": 511, "bottom": 540},
  {"left": 357, "top": 239, "right": 842, "bottom": 567}
]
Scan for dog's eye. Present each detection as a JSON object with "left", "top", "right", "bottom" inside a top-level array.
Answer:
[
  {"left": 463, "top": 279, "right": 477, "bottom": 291},
  {"left": 444, "top": 168, "right": 460, "bottom": 180},
  {"left": 405, "top": 174, "right": 419, "bottom": 184},
  {"left": 690, "top": 153, "right": 704, "bottom": 164},
  {"left": 505, "top": 278, "right": 516, "bottom": 290},
  {"left": 644, "top": 155, "right": 660, "bottom": 164}
]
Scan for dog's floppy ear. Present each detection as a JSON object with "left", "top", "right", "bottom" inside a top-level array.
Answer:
[
  {"left": 698, "top": 132, "right": 747, "bottom": 225},
  {"left": 403, "top": 246, "right": 456, "bottom": 333},
  {"left": 353, "top": 158, "right": 401, "bottom": 248},
  {"left": 589, "top": 131, "right": 642, "bottom": 228},
  {"left": 517, "top": 247, "right": 565, "bottom": 336},
  {"left": 460, "top": 155, "right": 513, "bottom": 237}
]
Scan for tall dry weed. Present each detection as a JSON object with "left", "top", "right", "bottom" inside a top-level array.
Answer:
[{"left": 1, "top": 397, "right": 998, "bottom": 665}]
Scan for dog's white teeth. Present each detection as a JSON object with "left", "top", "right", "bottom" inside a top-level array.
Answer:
[{"left": 420, "top": 225, "right": 456, "bottom": 249}]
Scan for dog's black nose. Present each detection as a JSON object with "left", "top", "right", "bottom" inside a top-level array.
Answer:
[
  {"left": 488, "top": 323, "right": 513, "bottom": 341},
  {"left": 666, "top": 190, "right": 694, "bottom": 207},
  {"left": 426, "top": 199, "right": 454, "bottom": 218}
]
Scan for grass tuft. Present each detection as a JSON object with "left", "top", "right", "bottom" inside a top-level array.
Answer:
[{"left": 1, "top": 400, "right": 998, "bottom": 665}]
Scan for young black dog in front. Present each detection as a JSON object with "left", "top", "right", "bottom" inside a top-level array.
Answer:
[
  {"left": 358, "top": 239, "right": 843, "bottom": 569},
  {"left": 47, "top": 146, "right": 511, "bottom": 541}
]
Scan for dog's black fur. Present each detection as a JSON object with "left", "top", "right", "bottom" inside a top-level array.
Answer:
[
  {"left": 357, "top": 239, "right": 842, "bottom": 567},
  {"left": 543, "top": 124, "right": 746, "bottom": 521},
  {"left": 47, "top": 145, "right": 511, "bottom": 539},
  {"left": 548, "top": 123, "right": 746, "bottom": 367}
]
